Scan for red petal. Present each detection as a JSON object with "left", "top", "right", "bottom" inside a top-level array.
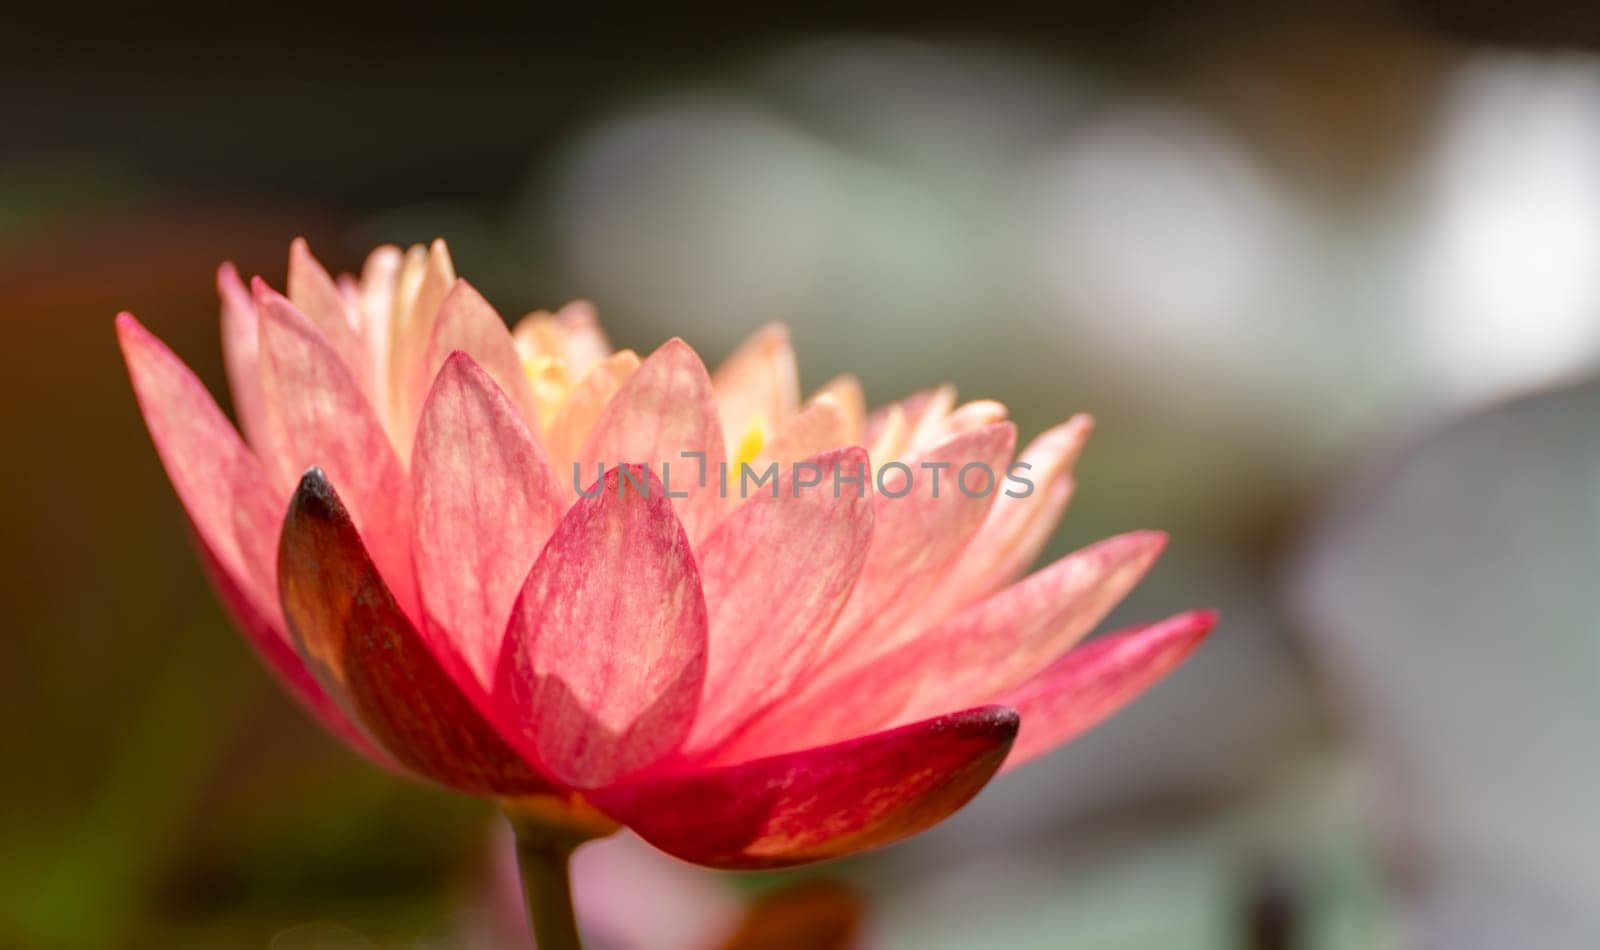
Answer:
[
  {"left": 575, "top": 339, "right": 726, "bottom": 542},
  {"left": 594, "top": 706, "right": 1018, "bottom": 870},
  {"left": 682, "top": 447, "right": 874, "bottom": 755},
  {"left": 256, "top": 282, "right": 419, "bottom": 617},
  {"left": 996, "top": 610, "right": 1215, "bottom": 770},
  {"left": 412, "top": 352, "right": 563, "bottom": 687},
  {"left": 117, "top": 314, "right": 381, "bottom": 759},
  {"left": 278, "top": 469, "right": 554, "bottom": 795},
  {"left": 494, "top": 465, "right": 708, "bottom": 789},
  {"left": 115, "top": 314, "right": 281, "bottom": 622}
]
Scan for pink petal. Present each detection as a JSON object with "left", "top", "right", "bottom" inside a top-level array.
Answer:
[
  {"left": 287, "top": 237, "right": 368, "bottom": 386},
  {"left": 893, "top": 530, "right": 1169, "bottom": 722},
  {"left": 511, "top": 299, "right": 612, "bottom": 377},
  {"left": 865, "top": 404, "right": 908, "bottom": 463},
  {"left": 216, "top": 262, "right": 273, "bottom": 455},
  {"left": 917, "top": 415, "right": 1093, "bottom": 622},
  {"left": 412, "top": 352, "right": 563, "bottom": 688},
  {"left": 759, "top": 397, "right": 848, "bottom": 466},
  {"left": 723, "top": 531, "right": 1166, "bottom": 761},
  {"left": 866, "top": 385, "right": 956, "bottom": 459},
  {"left": 256, "top": 282, "right": 419, "bottom": 617},
  {"left": 387, "top": 239, "right": 456, "bottom": 457},
  {"left": 494, "top": 466, "right": 708, "bottom": 789},
  {"left": 901, "top": 385, "right": 960, "bottom": 453},
  {"left": 593, "top": 706, "right": 1018, "bottom": 869},
  {"left": 355, "top": 244, "right": 403, "bottom": 410},
  {"left": 920, "top": 399, "right": 1008, "bottom": 446},
  {"left": 544, "top": 349, "right": 640, "bottom": 479},
  {"left": 575, "top": 339, "right": 727, "bottom": 542},
  {"left": 424, "top": 280, "right": 543, "bottom": 433},
  {"left": 116, "top": 314, "right": 379, "bottom": 760},
  {"left": 809, "top": 374, "right": 866, "bottom": 445},
  {"left": 820, "top": 422, "right": 1017, "bottom": 669},
  {"left": 682, "top": 447, "right": 875, "bottom": 755},
  {"left": 997, "top": 610, "right": 1215, "bottom": 771},
  {"left": 711, "top": 323, "right": 799, "bottom": 445},
  {"left": 278, "top": 469, "right": 554, "bottom": 795},
  {"left": 116, "top": 313, "right": 282, "bottom": 616}
]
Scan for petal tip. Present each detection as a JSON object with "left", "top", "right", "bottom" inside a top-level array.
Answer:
[
  {"left": 216, "top": 260, "right": 243, "bottom": 288},
  {"left": 971, "top": 704, "right": 1022, "bottom": 740},
  {"left": 290, "top": 466, "right": 337, "bottom": 512},
  {"left": 1172, "top": 607, "right": 1220, "bottom": 641}
]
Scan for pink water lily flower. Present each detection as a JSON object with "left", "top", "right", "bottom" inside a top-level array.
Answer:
[{"left": 117, "top": 237, "right": 1212, "bottom": 881}]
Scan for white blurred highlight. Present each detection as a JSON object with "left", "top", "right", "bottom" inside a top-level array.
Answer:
[
  {"left": 1410, "top": 57, "right": 1600, "bottom": 402},
  {"left": 1021, "top": 105, "right": 1307, "bottom": 376}
]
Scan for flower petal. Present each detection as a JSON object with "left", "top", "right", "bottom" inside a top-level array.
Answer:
[
  {"left": 425, "top": 280, "right": 543, "bottom": 433},
  {"left": 759, "top": 397, "right": 848, "bottom": 467},
  {"left": 278, "top": 469, "right": 554, "bottom": 794},
  {"left": 116, "top": 313, "right": 281, "bottom": 615},
  {"left": 412, "top": 352, "right": 564, "bottom": 689},
  {"left": 256, "top": 282, "right": 419, "bottom": 617},
  {"left": 915, "top": 415, "right": 1093, "bottom": 623},
  {"left": 711, "top": 323, "right": 799, "bottom": 447},
  {"left": 512, "top": 299, "right": 611, "bottom": 377},
  {"left": 117, "top": 314, "right": 378, "bottom": 759},
  {"left": 387, "top": 239, "right": 456, "bottom": 457},
  {"left": 996, "top": 610, "right": 1215, "bottom": 771},
  {"left": 593, "top": 706, "right": 1018, "bottom": 870},
  {"left": 820, "top": 422, "right": 1017, "bottom": 669},
  {"left": 355, "top": 244, "right": 403, "bottom": 411},
  {"left": 683, "top": 447, "right": 875, "bottom": 755},
  {"left": 494, "top": 465, "right": 708, "bottom": 789},
  {"left": 724, "top": 531, "right": 1167, "bottom": 761},
  {"left": 867, "top": 385, "right": 956, "bottom": 460},
  {"left": 545, "top": 349, "right": 640, "bottom": 480},
  {"left": 809, "top": 374, "right": 865, "bottom": 445},
  {"left": 575, "top": 339, "right": 726, "bottom": 541},
  {"left": 893, "top": 530, "right": 1168, "bottom": 721},
  {"left": 287, "top": 237, "right": 367, "bottom": 385},
  {"left": 216, "top": 262, "right": 273, "bottom": 455}
]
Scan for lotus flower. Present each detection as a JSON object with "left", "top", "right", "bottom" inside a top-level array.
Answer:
[{"left": 116, "top": 237, "right": 1212, "bottom": 882}]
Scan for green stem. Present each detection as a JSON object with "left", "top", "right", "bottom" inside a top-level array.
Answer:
[
  {"left": 514, "top": 831, "right": 583, "bottom": 950},
  {"left": 503, "top": 797, "right": 618, "bottom": 950}
]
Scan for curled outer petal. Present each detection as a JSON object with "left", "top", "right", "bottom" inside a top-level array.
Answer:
[
  {"left": 593, "top": 706, "right": 1018, "bottom": 869},
  {"left": 278, "top": 469, "right": 554, "bottom": 796}
]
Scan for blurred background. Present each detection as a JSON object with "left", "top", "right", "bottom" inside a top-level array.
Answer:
[{"left": 8, "top": 5, "right": 1600, "bottom": 947}]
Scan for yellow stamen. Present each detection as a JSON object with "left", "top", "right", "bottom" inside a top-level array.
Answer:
[{"left": 733, "top": 419, "right": 768, "bottom": 469}]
